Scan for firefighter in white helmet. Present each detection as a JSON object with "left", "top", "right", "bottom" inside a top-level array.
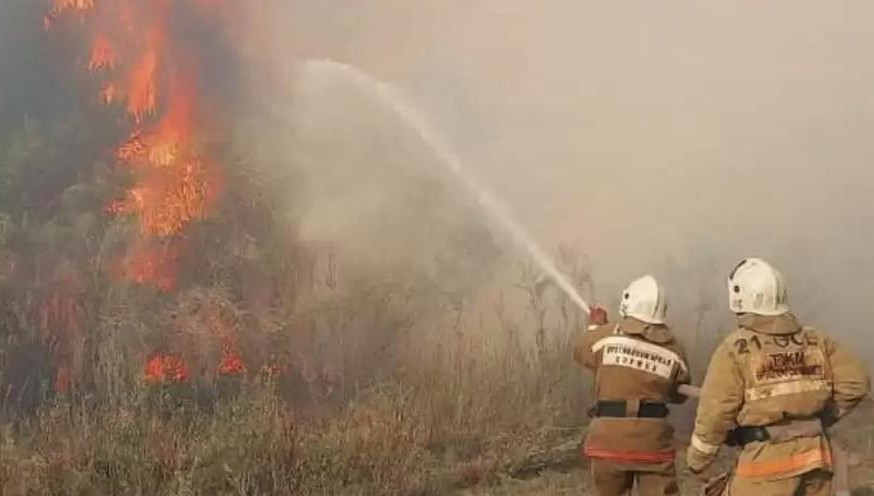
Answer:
[
  {"left": 575, "top": 275, "right": 691, "bottom": 496},
  {"left": 686, "top": 258, "right": 870, "bottom": 495}
]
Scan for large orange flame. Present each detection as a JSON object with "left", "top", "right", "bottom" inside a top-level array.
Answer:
[{"left": 50, "top": 0, "right": 227, "bottom": 291}]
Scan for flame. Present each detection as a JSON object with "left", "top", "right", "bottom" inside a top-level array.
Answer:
[
  {"left": 144, "top": 351, "right": 189, "bottom": 383},
  {"left": 219, "top": 337, "right": 246, "bottom": 375},
  {"left": 89, "top": 34, "right": 116, "bottom": 71},
  {"left": 112, "top": 157, "right": 219, "bottom": 237},
  {"left": 45, "top": 0, "right": 94, "bottom": 28},
  {"left": 116, "top": 132, "right": 147, "bottom": 162},
  {"left": 50, "top": 0, "right": 228, "bottom": 291},
  {"left": 126, "top": 48, "right": 159, "bottom": 120},
  {"left": 115, "top": 241, "right": 180, "bottom": 292},
  {"left": 51, "top": 0, "right": 95, "bottom": 15},
  {"left": 219, "top": 351, "right": 246, "bottom": 376},
  {"left": 100, "top": 83, "right": 117, "bottom": 105}
]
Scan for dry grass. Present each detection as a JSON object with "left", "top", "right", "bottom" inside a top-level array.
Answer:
[
  {"left": 0, "top": 301, "right": 596, "bottom": 496},
  {"left": 3, "top": 313, "right": 874, "bottom": 495},
  {"left": 1, "top": 265, "right": 872, "bottom": 495}
]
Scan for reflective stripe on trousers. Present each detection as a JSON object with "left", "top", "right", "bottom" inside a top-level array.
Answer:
[
  {"left": 735, "top": 446, "right": 831, "bottom": 478},
  {"left": 585, "top": 445, "right": 675, "bottom": 464}
]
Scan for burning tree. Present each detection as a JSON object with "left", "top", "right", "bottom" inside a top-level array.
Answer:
[
  {"left": 47, "top": 0, "right": 228, "bottom": 290},
  {"left": 0, "top": 0, "right": 298, "bottom": 407},
  {"left": 43, "top": 0, "right": 241, "bottom": 392}
]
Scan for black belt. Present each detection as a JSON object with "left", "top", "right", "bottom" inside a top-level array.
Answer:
[
  {"left": 726, "top": 425, "right": 770, "bottom": 447},
  {"left": 594, "top": 400, "right": 669, "bottom": 419},
  {"left": 728, "top": 417, "right": 824, "bottom": 447}
]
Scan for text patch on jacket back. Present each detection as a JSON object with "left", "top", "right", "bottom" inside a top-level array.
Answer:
[
  {"left": 739, "top": 332, "right": 829, "bottom": 401},
  {"left": 592, "top": 336, "right": 685, "bottom": 379}
]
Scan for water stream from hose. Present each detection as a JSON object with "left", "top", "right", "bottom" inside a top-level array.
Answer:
[{"left": 299, "top": 59, "right": 591, "bottom": 314}]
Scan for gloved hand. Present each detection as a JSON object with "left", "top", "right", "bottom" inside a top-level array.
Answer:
[
  {"left": 687, "top": 461, "right": 712, "bottom": 484},
  {"left": 702, "top": 471, "right": 732, "bottom": 496},
  {"left": 588, "top": 305, "right": 608, "bottom": 327},
  {"left": 687, "top": 461, "right": 711, "bottom": 479},
  {"left": 686, "top": 440, "right": 718, "bottom": 477}
]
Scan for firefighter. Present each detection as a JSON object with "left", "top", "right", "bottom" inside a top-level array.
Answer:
[
  {"left": 686, "top": 258, "right": 870, "bottom": 495},
  {"left": 574, "top": 275, "right": 691, "bottom": 496}
]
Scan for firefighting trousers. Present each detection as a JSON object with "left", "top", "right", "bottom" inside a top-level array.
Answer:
[
  {"left": 589, "top": 458, "right": 679, "bottom": 496},
  {"left": 727, "top": 469, "right": 831, "bottom": 496}
]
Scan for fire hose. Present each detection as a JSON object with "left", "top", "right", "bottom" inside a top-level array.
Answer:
[{"left": 678, "top": 384, "right": 852, "bottom": 496}]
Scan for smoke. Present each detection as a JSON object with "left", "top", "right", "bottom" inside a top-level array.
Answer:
[
  {"left": 3, "top": 0, "right": 873, "bottom": 363},
  {"left": 230, "top": 0, "right": 874, "bottom": 359}
]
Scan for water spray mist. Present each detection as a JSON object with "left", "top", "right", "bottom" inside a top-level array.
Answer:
[{"left": 299, "top": 59, "right": 591, "bottom": 314}]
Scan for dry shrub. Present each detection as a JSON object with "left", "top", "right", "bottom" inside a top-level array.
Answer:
[{"left": 0, "top": 245, "right": 602, "bottom": 495}]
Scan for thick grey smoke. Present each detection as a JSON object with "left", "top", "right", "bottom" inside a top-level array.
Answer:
[{"left": 239, "top": 1, "right": 874, "bottom": 358}]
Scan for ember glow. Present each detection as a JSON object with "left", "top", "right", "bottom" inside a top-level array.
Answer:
[{"left": 50, "top": 0, "right": 226, "bottom": 290}]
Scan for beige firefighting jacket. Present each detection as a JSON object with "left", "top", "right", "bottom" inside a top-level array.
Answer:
[
  {"left": 687, "top": 313, "right": 869, "bottom": 479},
  {"left": 574, "top": 317, "right": 691, "bottom": 465}
]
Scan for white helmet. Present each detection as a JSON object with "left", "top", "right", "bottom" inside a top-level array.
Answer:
[
  {"left": 728, "top": 258, "right": 789, "bottom": 316},
  {"left": 619, "top": 275, "right": 667, "bottom": 324}
]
